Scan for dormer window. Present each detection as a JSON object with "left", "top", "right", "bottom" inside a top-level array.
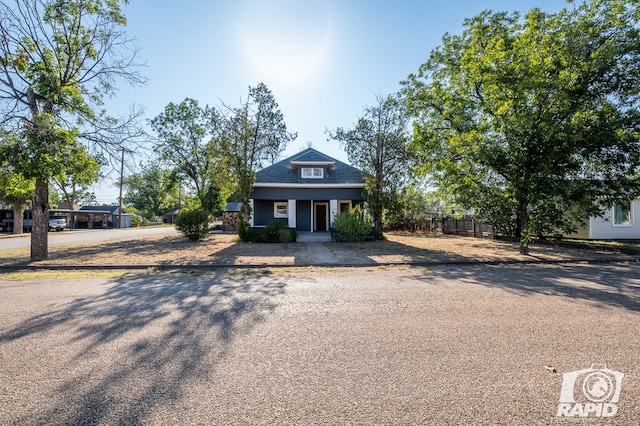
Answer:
[{"left": 301, "top": 167, "right": 323, "bottom": 179}]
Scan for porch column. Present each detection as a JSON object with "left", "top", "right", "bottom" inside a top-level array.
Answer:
[
  {"left": 330, "top": 199, "right": 338, "bottom": 228},
  {"left": 249, "top": 199, "right": 254, "bottom": 227},
  {"left": 288, "top": 199, "right": 296, "bottom": 229}
]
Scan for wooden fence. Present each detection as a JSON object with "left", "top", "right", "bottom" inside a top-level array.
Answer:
[{"left": 428, "top": 216, "right": 493, "bottom": 238}]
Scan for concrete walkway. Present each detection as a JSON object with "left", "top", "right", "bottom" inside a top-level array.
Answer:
[
  {"left": 308, "top": 243, "right": 338, "bottom": 264},
  {"left": 296, "top": 232, "right": 332, "bottom": 243}
]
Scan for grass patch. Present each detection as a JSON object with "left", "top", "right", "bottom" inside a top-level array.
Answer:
[
  {"left": 0, "top": 248, "right": 29, "bottom": 257},
  {"left": 3, "top": 271, "right": 129, "bottom": 281}
]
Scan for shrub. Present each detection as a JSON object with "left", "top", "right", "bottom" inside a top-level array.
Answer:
[
  {"left": 175, "top": 208, "right": 210, "bottom": 241},
  {"left": 239, "top": 220, "right": 296, "bottom": 243},
  {"left": 238, "top": 220, "right": 251, "bottom": 242},
  {"left": 130, "top": 214, "right": 147, "bottom": 228},
  {"left": 331, "top": 205, "right": 373, "bottom": 242}
]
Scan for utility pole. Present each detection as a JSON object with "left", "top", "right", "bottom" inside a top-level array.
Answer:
[{"left": 118, "top": 146, "right": 124, "bottom": 229}]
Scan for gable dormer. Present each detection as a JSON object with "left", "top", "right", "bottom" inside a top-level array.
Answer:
[{"left": 289, "top": 149, "right": 336, "bottom": 180}]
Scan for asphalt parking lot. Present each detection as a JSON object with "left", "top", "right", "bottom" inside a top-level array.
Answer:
[{"left": 0, "top": 264, "right": 638, "bottom": 425}]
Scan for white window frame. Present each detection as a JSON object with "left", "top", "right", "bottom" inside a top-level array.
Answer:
[
  {"left": 338, "top": 201, "right": 351, "bottom": 214},
  {"left": 301, "top": 167, "right": 323, "bottom": 179},
  {"left": 274, "top": 201, "right": 288, "bottom": 218},
  {"left": 612, "top": 201, "right": 633, "bottom": 226}
]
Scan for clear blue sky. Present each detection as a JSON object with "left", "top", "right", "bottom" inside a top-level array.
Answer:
[{"left": 94, "top": 0, "right": 568, "bottom": 203}]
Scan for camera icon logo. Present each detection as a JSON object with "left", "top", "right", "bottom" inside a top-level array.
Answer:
[{"left": 557, "top": 364, "right": 624, "bottom": 418}]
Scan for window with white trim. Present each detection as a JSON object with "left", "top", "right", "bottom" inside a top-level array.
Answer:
[
  {"left": 613, "top": 201, "right": 632, "bottom": 226},
  {"left": 301, "top": 167, "right": 323, "bottom": 179},
  {"left": 274, "top": 202, "right": 288, "bottom": 218}
]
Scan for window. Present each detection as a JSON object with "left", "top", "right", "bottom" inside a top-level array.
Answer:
[
  {"left": 339, "top": 201, "right": 350, "bottom": 213},
  {"left": 274, "top": 202, "right": 288, "bottom": 218},
  {"left": 301, "top": 167, "right": 323, "bottom": 179},
  {"left": 613, "top": 201, "right": 632, "bottom": 226}
]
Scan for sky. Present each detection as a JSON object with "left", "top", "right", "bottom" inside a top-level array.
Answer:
[{"left": 93, "top": 0, "right": 568, "bottom": 204}]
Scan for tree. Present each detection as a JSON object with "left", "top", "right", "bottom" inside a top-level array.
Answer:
[
  {"left": 221, "top": 83, "right": 296, "bottom": 229},
  {"left": 51, "top": 148, "right": 103, "bottom": 206},
  {"left": 328, "top": 94, "right": 412, "bottom": 235},
  {"left": 122, "top": 164, "right": 178, "bottom": 220},
  {"left": 0, "top": 163, "right": 34, "bottom": 234},
  {"left": 150, "top": 98, "right": 232, "bottom": 217},
  {"left": 401, "top": 1, "right": 640, "bottom": 254},
  {"left": 0, "top": 0, "right": 145, "bottom": 260}
]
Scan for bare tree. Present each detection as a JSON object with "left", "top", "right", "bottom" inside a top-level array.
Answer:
[{"left": 0, "top": 0, "right": 145, "bottom": 260}]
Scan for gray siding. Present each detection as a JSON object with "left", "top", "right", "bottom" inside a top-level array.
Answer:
[
  {"left": 589, "top": 199, "right": 640, "bottom": 239},
  {"left": 297, "top": 200, "right": 311, "bottom": 232},
  {"left": 253, "top": 199, "right": 287, "bottom": 226},
  {"left": 251, "top": 187, "right": 364, "bottom": 201}
]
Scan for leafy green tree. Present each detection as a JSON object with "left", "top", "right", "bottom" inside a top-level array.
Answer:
[
  {"left": 385, "top": 185, "right": 442, "bottom": 231},
  {"left": 123, "top": 164, "right": 179, "bottom": 220},
  {"left": 51, "top": 149, "right": 104, "bottom": 207},
  {"left": 0, "top": 0, "right": 144, "bottom": 260},
  {"left": 150, "top": 98, "right": 233, "bottom": 217},
  {"left": 328, "top": 94, "right": 412, "bottom": 236},
  {"left": 220, "top": 83, "right": 296, "bottom": 230},
  {"left": 402, "top": 1, "right": 640, "bottom": 254},
  {"left": 0, "top": 164, "right": 34, "bottom": 234}
]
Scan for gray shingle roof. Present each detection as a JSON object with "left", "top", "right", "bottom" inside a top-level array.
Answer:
[
  {"left": 255, "top": 148, "right": 365, "bottom": 185},
  {"left": 79, "top": 205, "right": 120, "bottom": 214},
  {"left": 224, "top": 202, "right": 243, "bottom": 212}
]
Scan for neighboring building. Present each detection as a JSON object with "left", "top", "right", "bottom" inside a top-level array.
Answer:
[
  {"left": 569, "top": 199, "right": 640, "bottom": 239},
  {"left": 78, "top": 205, "right": 132, "bottom": 229},
  {"left": 1, "top": 204, "right": 133, "bottom": 232},
  {"left": 249, "top": 148, "right": 365, "bottom": 233},
  {"left": 162, "top": 208, "right": 180, "bottom": 224}
]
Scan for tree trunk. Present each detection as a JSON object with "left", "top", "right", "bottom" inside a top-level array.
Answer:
[
  {"left": 11, "top": 205, "right": 24, "bottom": 234},
  {"left": 30, "top": 179, "right": 49, "bottom": 261}
]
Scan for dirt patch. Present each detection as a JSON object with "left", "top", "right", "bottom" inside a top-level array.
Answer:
[{"left": 2, "top": 231, "right": 635, "bottom": 268}]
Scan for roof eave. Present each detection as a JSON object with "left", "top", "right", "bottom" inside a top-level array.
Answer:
[{"left": 253, "top": 183, "right": 365, "bottom": 189}]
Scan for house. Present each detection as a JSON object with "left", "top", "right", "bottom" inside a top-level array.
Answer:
[
  {"left": 569, "top": 198, "right": 640, "bottom": 239},
  {"left": 249, "top": 148, "right": 365, "bottom": 235},
  {"left": 162, "top": 208, "right": 180, "bottom": 224},
  {"left": 78, "top": 205, "right": 132, "bottom": 229}
]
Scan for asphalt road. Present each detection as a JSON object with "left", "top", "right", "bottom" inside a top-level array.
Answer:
[
  {"left": 0, "top": 226, "right": 179, "bottom": 251},
  {"left": 0, "top": 264, "right": 638, "bottom": 425}
]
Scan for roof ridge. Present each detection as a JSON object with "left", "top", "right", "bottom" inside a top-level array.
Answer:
[{"left": 290, "top": 147, "right": 336, "bottom": 163}]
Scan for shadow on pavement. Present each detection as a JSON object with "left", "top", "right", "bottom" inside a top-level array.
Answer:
[
  {"left": 409, "top": 262, "right": 640, "bottom": 312},
  {"left": 0, "top": 270, "right": 289, "bottom": 424}
]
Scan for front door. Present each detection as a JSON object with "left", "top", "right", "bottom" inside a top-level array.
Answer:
[{"left": 315, "top": 203, "right": 327, "bottom": 231}]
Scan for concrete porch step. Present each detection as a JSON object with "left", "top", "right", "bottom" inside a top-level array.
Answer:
[{"left": 296, "top": 232, "right": 332, "bottom": 243}]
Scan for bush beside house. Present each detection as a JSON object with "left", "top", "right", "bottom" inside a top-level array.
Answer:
[
  {"left": 331, "top": 206, "right": 373, "bottom": 242},
  {"left": 239, "top": 220, "right": 296, "bottom": 243}
]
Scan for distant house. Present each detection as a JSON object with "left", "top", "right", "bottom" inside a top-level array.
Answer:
[
  {"left": 569, "top": 198, "right": 640, "bottom": 239},
  {"left": 78, "top": 205, "right": 132, "bottom": 229},
  {"left": 162, "top": 209, "right": 180, "bottom": 224},
  {"left": 249, "top": 148, "right": 365, "bottom": 234}
]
